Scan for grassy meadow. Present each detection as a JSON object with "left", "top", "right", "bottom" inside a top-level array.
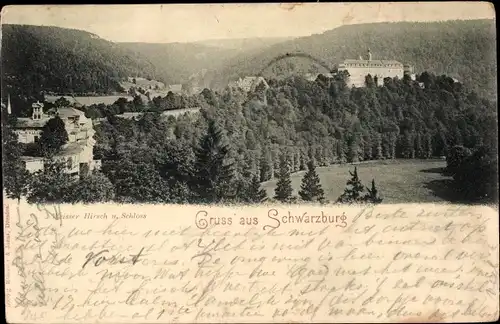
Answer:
[{"left": 261, "top": 159, "right": 455, "bottom": 203}]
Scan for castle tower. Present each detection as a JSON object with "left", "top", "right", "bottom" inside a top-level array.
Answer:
[
  {"left": 32, "top": 101, "right": 44, "bottom": 120},
  {"left": 404, "top": 64, "right": 414, "bottom": 75},
  {"left": 367, "top": 49, "right": 372, "bottom": 61}
]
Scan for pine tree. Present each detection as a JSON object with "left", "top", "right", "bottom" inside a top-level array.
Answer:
[
  {"left": 259, "top": 147, "right": 273, "bottom": 181},
  {"left": 346, "top": 134, "right": 360, "bottom": 163},
  {"left": 293, "top": 150, "right": 301, "bottom": 172},
  {"left": 389, "top": 132, "right": 398, "bottom": 159},
  {"left": 337, "top": 166, "right": 365, "bottom": 203},
  {"left": 235, "top": 155, "right": 255, "bottom": 202},
  {"left": 414, "top": 132, "right": 424, "bottom": 158},
  {"left": 38, "top": 116, "right": 69, "bottom": 156},
  {"left": 274, "top": 153, "right": 294, "bottom": 203},
  {"left": 363, "top": 179, "right": 383, "bottom": 203},
  {"left": 373, "top": 132, "right": 383, "bottom": 159},
  {"left": 299, "top": 159, "right": 325, "bottom": 202},
  {"left": 362, "top": 131, "right": 373, "bottom": 160},
  {"left": 247, "top": 175, "right": 267, "bottom": 203},
  {"left": 402, "top": 131, "right": 415, "bottom": 158},
  {"left": 336, "top": 136, "right": 347, "bottom": 163},
  {"left": 424, "top": 132, "right": 433, "bottom": 158},
  {"left": 192, "top": 119, "right": 235, "bottom": 203}
]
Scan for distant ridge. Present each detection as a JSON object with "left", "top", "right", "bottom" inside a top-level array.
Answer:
[
  {"left": 1, "top": 24, "right": 162, "bottom": 98},
  {"left": 1, "top": 19, "right": 496, "bottom": 103},
  {"left": 208, "top": 19, "right": 497, "bottom": 99}
]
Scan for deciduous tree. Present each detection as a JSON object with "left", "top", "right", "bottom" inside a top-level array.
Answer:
[
  {"left": 68, "top": 172, "right": 115, "bottom": 203},
  {"left": 27, "top": 158, "right": 74, "bottom": 204},
  {"left": 39, "top": 116, "right": 69, "bottom": 156}
]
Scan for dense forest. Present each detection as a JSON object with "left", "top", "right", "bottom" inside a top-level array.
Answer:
[
  {"left": 1, "top": 25, "right": 286, "bottom": 104},
  {"left": 1, "top": 24, "right": 161, "bottom": 98},
  {"left": 4, "top": 71, "right": 497, "bottom": 204},
  {"left": 210, "top": 19, "right": 497, "bottom": 99},
  {"left": 119, "top": 37, "right": 289, "bottom": 89}
]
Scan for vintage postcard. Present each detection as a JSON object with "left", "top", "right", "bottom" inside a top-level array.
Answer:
[{"left": 2, "top": 2, "right": 498, "bottom": 323}]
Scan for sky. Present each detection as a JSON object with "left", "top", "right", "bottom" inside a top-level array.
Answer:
[{"left": 1, "top": 2, "right": 496, "bottom": 43}]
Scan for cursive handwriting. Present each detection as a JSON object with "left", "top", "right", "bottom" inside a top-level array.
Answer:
[{"left": 5, "top": 203, "right": 499, "bottom": 323}]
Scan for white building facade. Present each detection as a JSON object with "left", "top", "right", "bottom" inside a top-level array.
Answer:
[
  {"left": 338, "top": 50, "right": 414, "bottom": 87},
  {"left": 14, "top": 101, "right": 100, "bottom": 176}
]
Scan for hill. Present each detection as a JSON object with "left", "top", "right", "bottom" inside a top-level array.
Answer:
[
  {"left": 118, "top": 37, "right": 292, "bottom": 89},
  {"left": 117, "top": 42, "right": 234, "bottom": 88},
  {"left": 0, "top": 24, "right": 293, "bottom": 111},
  {"left": 85, "top": 71, "right": 496, "bottom": 204},
  {"left": 210, "top": 19, "right": 497, "bottom": 99},
  {"left": 194, "top": 37, "right": 293, "bottom": 51},
  {"left": 1, "top": 24, "right": 163, "bottom": 99}
]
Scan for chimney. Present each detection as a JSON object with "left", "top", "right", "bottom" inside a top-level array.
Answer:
[{"left": 367, "top": 49, "right": 372, "bottom": 61}]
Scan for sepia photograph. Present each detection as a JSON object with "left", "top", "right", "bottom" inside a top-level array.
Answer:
[
  {"left": 2, "top": 3, "right": 499, "bottom": 324},
  {"left": 1, "top": 3, "right": 498, "bottom": 206}
]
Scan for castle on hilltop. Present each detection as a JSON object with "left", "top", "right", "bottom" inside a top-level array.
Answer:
[{"left": 338, "top": 49, "right": 414, "bottom": 87}]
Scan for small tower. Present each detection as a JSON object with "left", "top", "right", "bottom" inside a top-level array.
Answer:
[
  {"left": 7, "top": 94, "right": 12, "bottom": 115},
  {"left": 32, "top": 101, "right": 44, "bottom": 120},
  {"left": 367, "top": 48, "right": 372, "bottom": 61},
  {"left": 404, "top": 64, "right": 414, "bottom": 75}
]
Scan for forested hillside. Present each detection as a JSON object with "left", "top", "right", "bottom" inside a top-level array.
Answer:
[
  {"left": 75, "top": 73, "right": 500, "bottom": 203},
  {"left": 1, "top": 24, "right": 161, "bottom": 98},
  {"left": 119, "top": 37, "right": 292, "bottom": 87},
  {"left": 194, "top": 37, "right": 293, "bottom": 51},
  {"left": 210, "top": 19, "right": 497, "bottom": 99},
  {"left": 1, "top": 24, "right": 292, "bottom": 103},
  {"left": 118, "top": 42, "right": 234, "bottom": 88},
  {"left": 3, "top": 70, "right": 497, "bottom": 204},
  {"left": 3, "top": 20, "right": 496, "bottom": 104}
]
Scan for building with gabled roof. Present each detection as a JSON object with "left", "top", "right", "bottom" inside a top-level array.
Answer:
[
  {"left": 338, "top": 49, "right": 413, "bottom": 87},
  {"left": 12, "top": 101, "right": 100, "bottom": 177}
]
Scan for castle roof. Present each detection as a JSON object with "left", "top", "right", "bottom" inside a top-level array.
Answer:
[
  {"left": 167, "top": 84, "right": 183, "bottom": 93},
  {"left": 48, "top": 107, "right": 86, "bottom": 119},
  {"left": 15, "top": 107, "right": 87, "bottom": 129},
  {"left": 342, "top": 59, "right": 403, "bottom": 66},
  {"left": 20, "top": 142, "right": 86, "bottom": 162},
  {"left": 45, "top": 95, "right": 79, "bottom": 104}
]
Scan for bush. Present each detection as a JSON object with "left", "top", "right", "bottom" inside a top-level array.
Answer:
[
  {"left": 453, "top": 146, "right": 498, "bottom": 202},
  {"left": 446, "top": 145, "right": 472, "bottom": 176}
]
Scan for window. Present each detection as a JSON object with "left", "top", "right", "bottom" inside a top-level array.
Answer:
[
  {"left": 79, "top": 162, "right": 90, "bottom": 178},
  {"left": 34, "top": 136, "right": 39, "bottom": 143},
  {"left": 67, "top": 157, "right": 73, "bottom": 169}
]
